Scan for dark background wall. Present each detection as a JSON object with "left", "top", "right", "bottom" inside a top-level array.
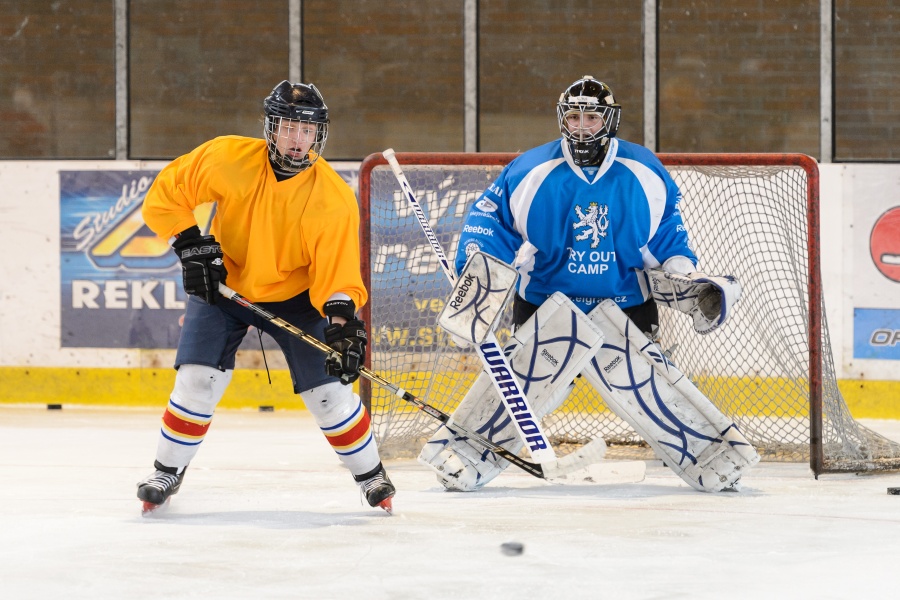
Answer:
[{"left": 0, "top": 1, "right": 894, "bottom": 161}]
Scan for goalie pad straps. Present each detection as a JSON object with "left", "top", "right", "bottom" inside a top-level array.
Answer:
[
  {"left": 437, "top": 251, "right": 519, "bottom": 345},
  {"left": 581, "top": 300, "right": 759, "bottom": 492},
  {"left": 418, "top": 292, "right": 605, "bottom": 491},
  {"left": 647, "top": 269, "right": 742, "bottom": 335}
]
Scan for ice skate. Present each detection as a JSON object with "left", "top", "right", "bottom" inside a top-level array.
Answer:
[
  {"left": 137, "top": 461, "right": 186, "bottom": 515},
  {"left": 357, "top": 465, "right": 395, "bottom": 514}
]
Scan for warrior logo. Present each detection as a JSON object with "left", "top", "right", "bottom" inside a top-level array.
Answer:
[{"left": 573, "top": 202, "right": 609, "bottom": 248}]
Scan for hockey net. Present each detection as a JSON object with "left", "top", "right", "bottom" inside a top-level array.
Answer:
[{"left": 358, "top": 152, "right": 900, "bottom": 475}]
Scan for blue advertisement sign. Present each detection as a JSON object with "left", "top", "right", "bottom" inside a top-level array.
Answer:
[
  {"left": 853, "top": 308, "right": 900, "bottom": 360},
  {"left": 60, "top": 170, "right": 187, "bottom": 348},
  {"left": 60, "top": 166, "right": 365, "bottom": 350},
  {"left": 366, "top": 166, "right": 501, "bottom": 351}
]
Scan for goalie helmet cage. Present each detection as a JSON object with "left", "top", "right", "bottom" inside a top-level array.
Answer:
[{"left": 358, "top": 151, "right": 900, "bottom": 476}]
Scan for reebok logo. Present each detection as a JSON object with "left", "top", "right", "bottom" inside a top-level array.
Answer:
[
  {"left": 462, "top": 225, "right": 494, "bottom": 237},
  {"left": 603, "top": 355, "right": 622, "bottom": 373},
  {"left": 449, "top": 273, "right": 477, "bottom": 309},
  {"left": 540, "top": 349, "right": 558, "bottom": 367}
]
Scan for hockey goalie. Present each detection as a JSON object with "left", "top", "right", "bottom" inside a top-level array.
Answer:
[{"left": 417, "top": 75, "right": 760, "bottom": 492}]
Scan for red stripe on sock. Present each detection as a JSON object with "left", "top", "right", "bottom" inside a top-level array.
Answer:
[
  {"left": 162, "top": 410, "right": 211, "bottom": 438},
  {"left": 325, "top": 412, "right": 372, "bottom": 449}
]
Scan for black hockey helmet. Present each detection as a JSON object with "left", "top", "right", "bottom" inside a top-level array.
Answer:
[
  {"left": 556, "top": 76, "right": 621, "bottom": 166},
  {"left": 263, "top": 80, "right": 329, "bottom": 122},
  {"left": 263, "top": 80, "right": 329, "bottom": 173}
]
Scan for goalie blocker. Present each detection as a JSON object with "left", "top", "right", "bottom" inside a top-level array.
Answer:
[{"left": 437, "top": 251, "right": 518, "bottom": 345}]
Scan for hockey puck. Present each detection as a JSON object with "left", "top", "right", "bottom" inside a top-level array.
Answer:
[
  {"left": 258, "top": 405, "right": 274, "bottom": 412},
  {"left": 47, "top": 404, "right": 62, "bottom": 410},
  {"left": 500, "top": 541, "right": 524, "bottom": 556},
  {"left": 888, "top": 487, "right": 900, "bottom": 495}
]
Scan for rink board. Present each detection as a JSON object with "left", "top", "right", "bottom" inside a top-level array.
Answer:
[{"left": 0, "top": 366, "right": 898, "bottom": 419}]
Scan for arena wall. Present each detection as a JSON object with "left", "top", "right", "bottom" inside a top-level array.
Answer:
[{"left": 0, "top": 160, "right": 897, "bottom": 415}]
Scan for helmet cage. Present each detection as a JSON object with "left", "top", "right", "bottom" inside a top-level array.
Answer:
[
  {"left": 264, "top": 116, "right": 328, "bottom": 173},
  {"left": 556, "top": 77, "right": 621, "bottom": 166},
  {"left": 263, "top": 81, "right": 329, "bottom": 173},
  {"left": 557, "top": 104, "right": 620, "bottom": 144}
]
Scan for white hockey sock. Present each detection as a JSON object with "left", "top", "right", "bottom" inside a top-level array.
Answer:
[
  {"left": 302, "top": 381, "right": 381, "bottom": 477},
  {"left": 155, "top": 364, "right": 232, "bottom": 471}
]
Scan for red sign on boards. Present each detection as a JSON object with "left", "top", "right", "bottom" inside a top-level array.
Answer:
[{"left": 870, "top": 206, "right": 900, "bottom": 283}]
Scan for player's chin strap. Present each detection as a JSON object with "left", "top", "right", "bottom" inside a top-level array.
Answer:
[
  {"left": 217, "top": 283, "right": 602, "bottom": 481},
  {"left": 646, "top": 268, "right": 742, "bottom": 334}
]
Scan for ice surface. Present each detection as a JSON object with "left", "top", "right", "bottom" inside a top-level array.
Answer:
[{"left": 2, "top": 406, "right": 900, "bottom": 599}]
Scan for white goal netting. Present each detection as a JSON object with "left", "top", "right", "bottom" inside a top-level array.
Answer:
[{"left": 358, "top": 152, "right": 900, "bottom": 474}]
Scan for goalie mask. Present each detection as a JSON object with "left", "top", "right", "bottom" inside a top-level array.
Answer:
[
  {"left": 557, "top": 76, "right": 621, "bottom": 167},
  {"left": 263, "top": 80, "right": 329, "bottom": 174}
]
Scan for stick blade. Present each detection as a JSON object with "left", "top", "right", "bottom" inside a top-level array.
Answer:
[
  {"left": 548, "top": 460, "right": 647, "bottom": 486},
  {"left": 540, "top": 437, "right": 606, "bottom": 477}
]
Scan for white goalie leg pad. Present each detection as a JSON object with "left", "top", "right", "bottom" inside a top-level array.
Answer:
[
  {"left": 647, "top": 268, "right": 742, "bottom": 335},
  {"left": 581, "top": 300, "right": 759, "bottom": 492},
  {"left": 419, "top": 292, "right": 605, "bottom": 491},
  {"left": 156, "top": 364, "right": 233, "bottom": 470}
]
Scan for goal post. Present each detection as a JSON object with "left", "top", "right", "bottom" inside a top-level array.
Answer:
[{"left": 358, "top": 151, "right": 900, "bottom": 476}]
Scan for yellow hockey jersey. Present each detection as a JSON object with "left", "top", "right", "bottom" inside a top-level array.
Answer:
[{"left": 142, "top": 135, "right": 367, "bottom": 313}]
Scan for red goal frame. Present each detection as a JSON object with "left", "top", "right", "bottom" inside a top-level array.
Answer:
[{"left": 357, "top": 152, "right": 826, "bottom": 473}]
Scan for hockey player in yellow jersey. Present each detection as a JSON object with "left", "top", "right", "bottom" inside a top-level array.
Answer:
[{"left": 137, "top": 80, "right": 395, "bottom": 514}]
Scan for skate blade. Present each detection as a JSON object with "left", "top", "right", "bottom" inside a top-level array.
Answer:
[
  {"left": 377, "top": 497, "right": 393, "bottom": 515},
  {"left": 141, "top": 498, "right": 170, "bottom": 517}
]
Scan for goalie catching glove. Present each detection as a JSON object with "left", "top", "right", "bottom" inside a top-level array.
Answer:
[
  {"left": 647, "top": 269, "right": 741, "bottom": 334},
  {"left": 172, "top": 226, "right": 228, "bottom": 305}
]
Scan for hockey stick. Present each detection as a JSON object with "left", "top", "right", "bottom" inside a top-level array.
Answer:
[
  {"left": 383, "top": 149, "right": 611, "bottom": 474},
  {"left": 382, "top": 148, "right": 560, "bottom": 463},
  {"left": 217, "top": 283, "right": 596, "bottom": 480}
]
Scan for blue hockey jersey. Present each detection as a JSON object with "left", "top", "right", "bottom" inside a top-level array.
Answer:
[{"left": 454, "top": 137, "right": 697, "bottom": 313}]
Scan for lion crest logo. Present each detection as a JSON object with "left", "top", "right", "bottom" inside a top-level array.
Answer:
[{"left": 573, "top": 202, "right": 609, "bottom": 248}]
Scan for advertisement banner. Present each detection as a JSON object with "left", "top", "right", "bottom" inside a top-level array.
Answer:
[
  {"left": 366, "top": 166, "right": 503, "bottom": 351},
  {"left": 60, "top": 165, "right": 363, "bottom": 350},
  {"left": 853, "top": 308, "right": 900, "bottom": 360},
  {"left": 851, "top": 166, "right": 900, "bottom": 361},
  {"left": 60, "top": 170, "right": 187, "bottom": 348}
]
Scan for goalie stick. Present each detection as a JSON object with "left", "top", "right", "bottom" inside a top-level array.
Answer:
[
  {"left": 382, "top": 148, "right": 557, "bottom": 463},
  {"left": 217, "top": 283, "right": 602, "bottom": 480}
]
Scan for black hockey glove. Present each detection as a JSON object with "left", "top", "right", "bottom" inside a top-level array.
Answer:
[
  {"left": 324, "top": 319, "right": 367, "bottom": 385},
  {"left": 172, "top": 226, "right": 228, "bottom": 305}
]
